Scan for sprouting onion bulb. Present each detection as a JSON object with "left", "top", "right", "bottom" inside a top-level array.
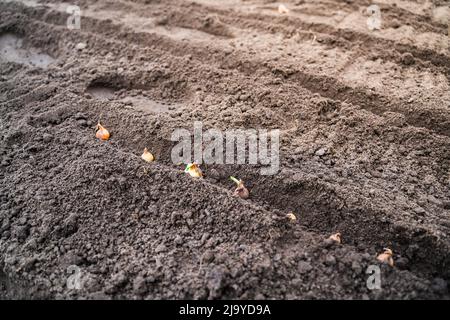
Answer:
[
  {"left": 95, "top": 123, "right": 110, "bottom": 141},
  {"left": 230, "top": 176, "right": 249, "bottom": 199},
  {"left": 141, "top": 148, "right": 155, "bottom": 163},
  {"left": 185, "top": 163, "right": 203, "bottom": 178},
  {"left": 377, "top": 248, "right": 394, "bottom": 267},
  {"left": 230, "top": 176, "right": 241, "bottom": 185}
]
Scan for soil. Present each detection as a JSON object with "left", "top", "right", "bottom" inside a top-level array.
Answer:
[{"left": 0, "top": 0, "right": 449, "bottom": 299}]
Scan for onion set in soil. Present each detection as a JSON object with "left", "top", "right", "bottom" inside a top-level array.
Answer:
[
  {"left": 286, "top": 212, "right": 297, "bottom": 222},
  {"left": 328, "top": 232, "right": 342, "bottom": 244},
  {"left": 141, "top": 148, "right": 155, "bottom": 163},
  {"left": 185, "top": 163, "right": 203, "bottom": 178},
  {"left": 377, "top": 248, "right": 394, "bottom": 267},
  {"left": 329, "top": 233, "right": 342, "bottom": 244},
  {"left": 95, "top": 123, "right": 110, "bottom": 141},
  {"left": 230, "top": 176, "right": 249, "bottom": 199}
]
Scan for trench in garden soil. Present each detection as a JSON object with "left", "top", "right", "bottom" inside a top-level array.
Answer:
[
  {"left": 108, "top": 133, "right": 450, "bottom": 283},
  {"left": 76, "top": 71, "right": 450, "bottom": 282},
  {"left": 1, "top": 0, "right": 449, "bottom": 298},
  {"left": 57, "top": 62, "right": 449, "bottom": 283}
]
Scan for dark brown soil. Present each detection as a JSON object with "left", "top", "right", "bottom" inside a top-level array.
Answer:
[{"left": 0, "top": 0, "right": 449, "bottom": 299}]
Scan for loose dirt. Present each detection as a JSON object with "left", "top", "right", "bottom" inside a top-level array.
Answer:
[{"left": 0, "top": 0, "right": 449, "bottom": 299}]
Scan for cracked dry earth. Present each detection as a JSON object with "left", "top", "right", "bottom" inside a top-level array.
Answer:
[{"left": 0, "top": 0, "right": 450, "bottom": 300}]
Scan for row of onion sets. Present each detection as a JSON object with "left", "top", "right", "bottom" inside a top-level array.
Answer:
[
  {"left": 95, "top": 123, "right": 250, "bottom": 199},
  {"left": 95, "top": 123, "right": 395, "bottom": 267}
]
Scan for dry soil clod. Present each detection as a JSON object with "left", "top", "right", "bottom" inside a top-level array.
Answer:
[
  {"left": 230, "top": 176, "right": 249, "bottom": 199},
  {"left": 377, "top": 248, "right": 394, "bottom": 267},
  {"left": 185, "top": 163, "right": 203, "bottom": 178},
  {"left": 141, "top": 148, "right": 155, "bottom": 163},
  {"left": 95, "top": 123, "right": 110, "bottom": 141}
]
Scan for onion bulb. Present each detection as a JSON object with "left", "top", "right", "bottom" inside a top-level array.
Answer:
[
  {"left": 377, "top": 248, "right": 394, "bottom": 267},
  {"left": 185, "top": 163, "right": 203, "bottom": 178},
  {"left": 95, "top": 123, "right": 110, "bottom": 141},
  {"left": 329, "top": 233, "right": 341, "bottom": 244},
  {"left": 141, "top": 148, "right": 155, "bottom": 163},
  {"left": 286, "top": 212, "right": 297, "bottom": 222},
  {"left": 230, "top": 176, "right": 249, "bottom": 199}
]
